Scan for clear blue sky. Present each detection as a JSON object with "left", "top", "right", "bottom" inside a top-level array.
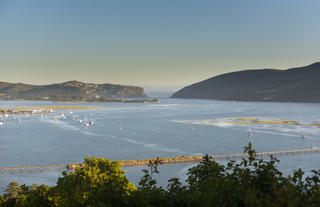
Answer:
[{"left": 0, "top": 0, "right": 319, "bottom": 91}]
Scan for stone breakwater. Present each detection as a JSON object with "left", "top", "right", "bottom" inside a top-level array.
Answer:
[
  {"left": 1, "top": 147, "right": 320, "bottom": 172},
  {"left": 67, "top": 147, "right": 320, "bottom": 169}
]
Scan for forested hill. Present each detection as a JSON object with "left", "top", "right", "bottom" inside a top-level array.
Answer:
[
  {"left": 171, "top": 62, "right": 320, "bottom": 102},
  {"left": 0, "top": 80, "right": 147, "bottom": 101}
]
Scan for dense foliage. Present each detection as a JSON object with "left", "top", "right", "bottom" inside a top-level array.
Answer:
[{"left": 2, "top": 143, "right": 320, "bottom": 207}]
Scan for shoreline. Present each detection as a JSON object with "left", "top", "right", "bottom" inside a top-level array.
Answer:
[
  {"left": 0, "top": 98, "right": 160, "bottom": 104},
  {"left": 0, "top": 105, "right": 100, "bottom": 114}
]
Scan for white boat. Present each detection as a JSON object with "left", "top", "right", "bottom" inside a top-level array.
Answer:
[
  {"left": 0, "top": 121, "right": 4, "bottom": 126},
  {"left": 84, "top": 123, "right": 90, "bottom": 127}
]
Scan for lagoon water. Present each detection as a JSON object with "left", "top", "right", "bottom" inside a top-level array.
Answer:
[{"left": 1, "top": 98, "right": 320, "bottom": 192}]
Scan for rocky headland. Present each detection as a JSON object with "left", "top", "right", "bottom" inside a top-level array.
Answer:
[
  {"left": 0, "top": 80, "right": 150, "bottom": 102},
  {"left": 172, "top": 62, "right": 320, "bottom": 103}
]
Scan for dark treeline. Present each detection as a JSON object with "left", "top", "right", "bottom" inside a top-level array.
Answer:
[{"left": 2, "top": 143, "right": 320, "bottom": 207}]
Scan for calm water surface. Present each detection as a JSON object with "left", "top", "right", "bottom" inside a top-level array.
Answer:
[{"left": 1, "top": 98, "right": 320, "bottom": 191}]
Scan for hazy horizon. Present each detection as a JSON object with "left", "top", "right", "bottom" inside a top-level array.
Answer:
[{"left": 1, "top": 0, "right": 319, "bottom": 91}]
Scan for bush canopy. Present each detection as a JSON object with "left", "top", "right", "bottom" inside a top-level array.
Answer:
[{"left": 1, "top": 143, "right": 320, "bottom": 207}]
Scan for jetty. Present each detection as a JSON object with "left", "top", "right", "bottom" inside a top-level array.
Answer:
[{"left": 1, "top": 147, "right": 320, "bottom": 173}]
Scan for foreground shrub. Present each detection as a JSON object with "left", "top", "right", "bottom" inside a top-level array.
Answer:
[
  {"left": 2, "top": 143, "right": 320, "bottom": 206},
  {"left": 52, "top": 157, "right": 136, "bottom": 206}
]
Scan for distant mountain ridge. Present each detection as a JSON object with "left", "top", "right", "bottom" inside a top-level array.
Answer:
[
  {"left": 0, "top": 80, "right": 147, "bottom": 101},
  {"left": 171, "top": 62, "right": 320, "bottom": 102}
]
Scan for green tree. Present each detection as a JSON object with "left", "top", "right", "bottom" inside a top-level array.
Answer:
[
  {"left": 129, "top": 158, "right": 167, "bottom": 207},
  {"left": 13, "top": 184, "right": 53, "bottom": 207},
  {"left": 0, "top": 194, "right": 5, "bottom": 205},
  {"left": 5, "top": 182, "right": 21, "bottom": 200},
  {"left": 52, "top": 157, "right": 136, "bottom": 207}
]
